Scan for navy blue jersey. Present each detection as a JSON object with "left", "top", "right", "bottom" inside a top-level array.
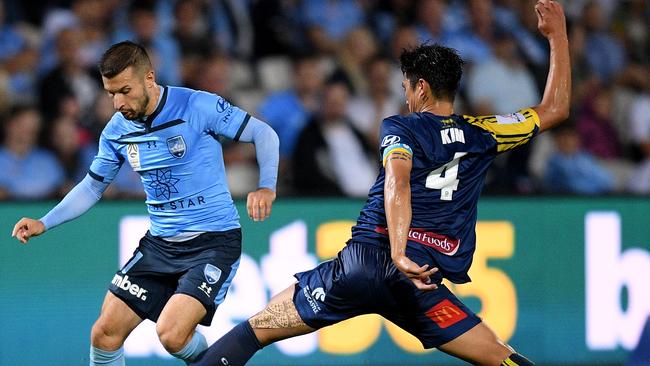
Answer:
[{"left": 351, "top": 109, "right": 540, "bottom": 283}]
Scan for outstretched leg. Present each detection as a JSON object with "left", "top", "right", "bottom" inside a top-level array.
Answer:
[
  {"left": 438, "top": 322, "right": 533, "bottom": 366},
  {"left": 248, "top": 284, "right": 314, "bottom": 346},
  {"left": 191, "top": 284, "right": 314, "bottom": 366},
  {"left": 192, "top": 242, "right": 383, "bottom": 366}
]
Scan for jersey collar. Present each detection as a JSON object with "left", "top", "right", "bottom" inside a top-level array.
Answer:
[{"left": 140, "top": 86, "right": 168, "bottom": 126}]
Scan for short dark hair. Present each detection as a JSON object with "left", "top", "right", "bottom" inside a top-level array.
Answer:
[
  {"left": 98, "top": 41, "right": 152, "bottom": 78},
  {"left": 399, "top": 44, "right": 464, "bottom": 102},
  {"left": 1, "top": 104, "right": 38, "bottom": 142}
]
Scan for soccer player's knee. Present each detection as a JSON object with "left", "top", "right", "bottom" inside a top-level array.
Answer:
[
  {"left": 90, "top": 321, "right": 123, "bottom": 350},
  {"left": 90, "top": 322, "right": 106, "bottom": 345},
  {"left": 501, "top": 353, "right": 534, "bottom": 366},
  {"left": 156, "top": 322, "right": 191, "bottom": 353}
]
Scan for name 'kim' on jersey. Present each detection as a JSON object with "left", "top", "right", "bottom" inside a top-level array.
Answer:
[{"left": 352, "top": 109, "right": 540, "bottom": 284}]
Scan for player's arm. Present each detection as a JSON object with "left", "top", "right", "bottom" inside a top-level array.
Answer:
[
  {"left": 466, "top": 1, "right": 568, "bottom": 151},
  {"left": 384, "top": 145, "right": 437, "bottom": 291},
  {"left": 11, "top": 130, "right": 120, "bottom": 244},
  {"left": 11, "top": 175, "right": 110, "bottom": 243},
  {"left": 533, "top": 0, "right": 570, "bottom": 132},
  {"left": 191, "top": 92, "right": 280, "bottom": 221},
  {"left": 236, "top": 116, "right": 280, "bottom": 222}
]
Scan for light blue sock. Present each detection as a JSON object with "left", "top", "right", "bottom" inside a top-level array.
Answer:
[
  {"left": 171, "top": 331, "right": 208, "bottom": 363},
  {"left": 90, "top": 346, "right": 125, "bottom": 366}
]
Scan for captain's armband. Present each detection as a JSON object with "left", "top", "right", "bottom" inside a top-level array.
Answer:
[{"left": 382, "top": 143, "right": 413, "bottom": 166}]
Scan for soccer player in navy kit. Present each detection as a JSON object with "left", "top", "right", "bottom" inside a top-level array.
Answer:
[
  {"left": 191, "top": 1, "right": 569, "bottom": 366},
  {"left": 11, "top": 42, "right": 279, "bottom": 365}
]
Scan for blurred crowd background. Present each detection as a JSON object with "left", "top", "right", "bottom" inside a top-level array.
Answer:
[{"left": 0, "top": 0, "right": 649, "bottom": 200}]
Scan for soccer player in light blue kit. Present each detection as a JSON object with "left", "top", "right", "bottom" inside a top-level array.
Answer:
[{"left": 11, "top": 41, "right": 279, "bottom": 365}]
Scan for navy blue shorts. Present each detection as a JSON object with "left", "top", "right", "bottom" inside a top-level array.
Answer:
[
  {"left": 293, "top": 241, "right": 481, "bottom": 348},
  {"left": 109, "top": 229, "right": 241, "bottom": 326}
]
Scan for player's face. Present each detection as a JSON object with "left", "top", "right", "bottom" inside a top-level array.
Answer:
[
  {"left": 402, "top": 78, "right": 418, "bottom": 113},
  {"left": 103, "top": 66, "right": 152, "bottom": 121},
  {"left": 402, "top": 77, "right": 431, "bottom": 113}
]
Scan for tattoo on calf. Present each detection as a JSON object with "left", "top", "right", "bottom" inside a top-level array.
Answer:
[{"left": 249, "top": 299, "right": 305, "bottom": 329}]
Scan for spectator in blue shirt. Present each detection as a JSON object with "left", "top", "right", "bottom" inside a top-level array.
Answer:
[
  {"left": 258, "top": 55, "right": 324, "bottom": 160},
  {"left": 0, "top": 3, "right": 26, "bottom": 62},
  {"left": 211, "top": 0, "right": 254, "bottom": 59},
  {"left": 443, "top": 0, "right": 494, "bottom": 65},
  {"left": 113, "top": 1, "right": 180, "bottom": 85},
  {"left": 0, "top": 105, "right": 64, "bottom": 200},
  {"left": 0, "top": 2, "right": 39, "bottom": 105},
  {"left": 544, "top": 123, "right": 614, "bottom": 195},
  {"left": 414, "top": 0, "right": 451, "bottom": 45},
  {"left": 301, "top": 0, "right": 365, "bottom": 54},
  {"left": 581, "top": 1, "right": 626, "bottom": 82}
]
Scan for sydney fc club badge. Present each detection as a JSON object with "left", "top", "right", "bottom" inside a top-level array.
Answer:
[
  {"left": 166, "top": 136, "right": 186, "bottom": 158},
  {"left": 204, "top": 264, "right": 222, "bottom": 285}
]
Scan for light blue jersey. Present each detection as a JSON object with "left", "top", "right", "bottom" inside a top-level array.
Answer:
[{"left": 89, "top": 86, "right": 249, "bottom": 237}]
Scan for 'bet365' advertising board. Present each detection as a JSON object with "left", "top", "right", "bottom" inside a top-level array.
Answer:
[{"left": 1, "top": 197, "right": 649, "bottom": 366}]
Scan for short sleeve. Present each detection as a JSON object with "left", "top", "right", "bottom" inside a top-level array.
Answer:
[
  {"left": 88, "top": 132, "right": 123, "bottom": 184},
  {"left": 379, "top": 117, "right": 415, "bottom": 166},
  {"left": 464, "top": 108, "right": 540, "bottom": 153},
  {"left": 190, "top": 91, "right": 250, "bottom": 141}
]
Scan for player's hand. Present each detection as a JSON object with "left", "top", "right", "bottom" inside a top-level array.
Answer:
[
  {"left": 392, "top": 254, "right": 438, "bottom": 291},
  {"left": 535, "top": 0, "right": 566, "bottom": 39},
  {"left": 246, "top": 188, "right": 276, "bottom": 222},
  {"left": 11, "top": 218, "right": 45, "bottom": 244}
]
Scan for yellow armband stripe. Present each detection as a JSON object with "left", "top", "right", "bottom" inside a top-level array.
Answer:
[{"left": 382, "top": 143, "right": 413, "bottom": 166}]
